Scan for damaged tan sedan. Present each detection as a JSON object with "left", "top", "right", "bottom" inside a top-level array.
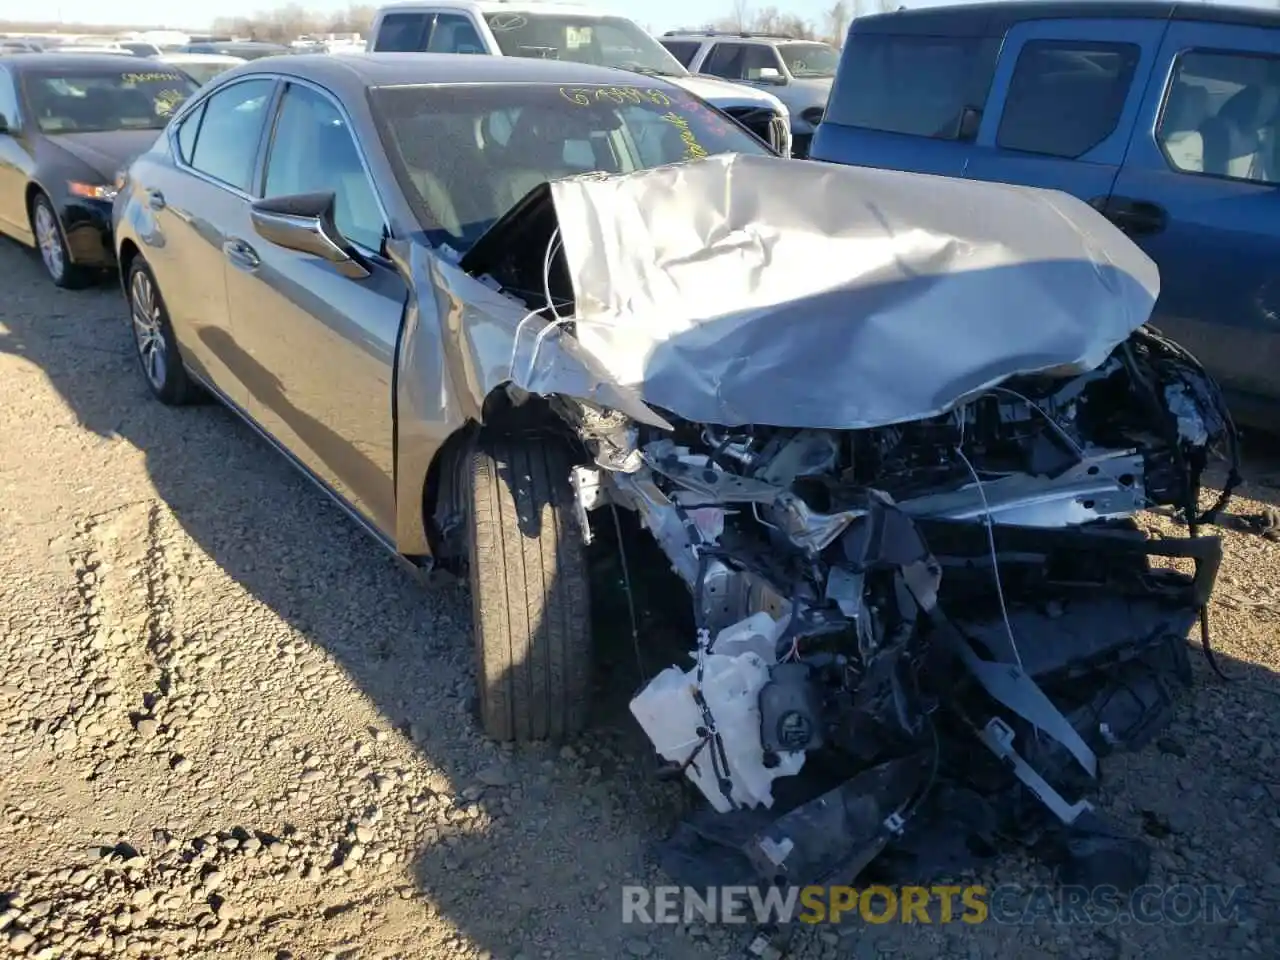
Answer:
[{"left": 115, "top": 52, "right": 1241, "bottom": 896}]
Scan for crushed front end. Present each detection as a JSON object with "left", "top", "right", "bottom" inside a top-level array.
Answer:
[{"left": 445, "top": 153, "right": 1239, "bottom": 895}]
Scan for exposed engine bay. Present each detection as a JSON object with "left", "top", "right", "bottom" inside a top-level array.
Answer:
[
  {"left": 445, "top": 154, "right": 1241, "bottom": 900},
  {"left": 556, "top": 329, "right": 1233, "bottom": 894}
]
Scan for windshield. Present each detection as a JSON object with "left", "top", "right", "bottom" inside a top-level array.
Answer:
[
  {"left": 373, "top": 81, "right": 770, "bottom": 248},
  {"left": 483, "top": 13, "right": 688, "bottom": 78},
  {"left": 778, "top": 42, "right": 840, "bottom": 79},
  {"left": 22, "top": 68, "right": 199, "bottom": 133}
]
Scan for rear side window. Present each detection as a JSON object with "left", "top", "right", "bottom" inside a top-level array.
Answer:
[
  {"left": 186, "top": 78, "right": 275, "bottom": 192},
  {"left": 824, "top": 34, "right": 999, "bottom": 139},
  {"left": 1158, "top": 49, "right": 1280, "bottom": 185},
  {"left": 428, "top": 13, "right": 485, "bottom": 53},
  {"left": 997, "top": 40, "right": 1140, "bottom": 158},
  {"left": 375, "top": 12, "right": 431, "bottom": 51},
  {"left": 660, "top": 40, "right": 701, "bottom": 68}
]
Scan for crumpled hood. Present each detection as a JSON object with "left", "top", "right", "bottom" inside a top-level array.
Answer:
[
  {"left": 512, "top": 153, "right": 1160, "bottom": 429},
  {"left": 48, "top": 130, "right": 162, "bottom": 181},
  {"left": 669, "top": 75, "right": 789, "bottom": 119}
]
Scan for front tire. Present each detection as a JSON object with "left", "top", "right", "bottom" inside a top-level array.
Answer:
[
  {"left": 31, "top": 193, "right": 92, "bottom": 289},
  {"left": 466, "top": 435, "right": 592, "bottom": 742},
  {"left": 127, "top": 257, "right": 199, "bottom": 406}
]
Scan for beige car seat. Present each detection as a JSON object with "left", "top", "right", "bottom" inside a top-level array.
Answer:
[{"left": 1162, "top": 82, "right": 1211, "bottom": 173}]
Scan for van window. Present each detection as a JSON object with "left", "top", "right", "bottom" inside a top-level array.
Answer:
[
  {"left": 997, "top": 40, "right": 1140, "bottom": 159},
  {"left": 375, "top": 12, "right": 431, "bottom": 52},
  {"left": 1158, "top": 49, "right": 1280, "bottom": 186},
  {"left": 823, "top": 34, "right": 999, "bottom": 140}
]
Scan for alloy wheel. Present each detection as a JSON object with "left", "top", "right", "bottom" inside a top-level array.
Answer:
[
  {"left": 33, "top": 202, "right": 64, "bottom": 282},
  {"left": 130, "top": 268, "right": 168, "bottom": 391}
]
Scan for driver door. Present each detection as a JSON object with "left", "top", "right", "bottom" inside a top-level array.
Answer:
[
  {"left": 0, "top": 66, "right": 33, "bottom": 240},
  {"left": 222, "top": 80, "right": 406, "bottom": 538}
]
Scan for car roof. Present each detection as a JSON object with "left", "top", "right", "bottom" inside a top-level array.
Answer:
[
  {"left": 662, "top": 33, "right": 821, "bottom": 45},
  {"left": 161, "top": 52, "right": 246, "bottom": 64},
  {"left": 0, "top": 52, "right": 149, "bottom": 70},
  {"left": 376, "top": 0, "right": 620, "bottom": 16},
  {"left": 231, "top": 51, "right": 680, "bottom": 91},
  {"left": 853, "top": 1, "right": 1280, "bottom": 36}
]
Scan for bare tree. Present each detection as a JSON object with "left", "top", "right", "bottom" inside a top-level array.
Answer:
[{"left": 823, "top": 0, "right": 849, "bottom": 46}]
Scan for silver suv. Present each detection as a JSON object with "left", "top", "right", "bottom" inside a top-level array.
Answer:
[{"left": 659, "top": 31, "right": 838, "bottom": 157}]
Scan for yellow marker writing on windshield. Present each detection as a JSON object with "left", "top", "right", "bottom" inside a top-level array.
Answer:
[{"left": 660, "top": 111, "right": 709, "bottom": 160}]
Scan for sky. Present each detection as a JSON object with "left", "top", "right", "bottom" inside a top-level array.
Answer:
[{"left": 0, "top": 0, "right": 1277, "bottom": 35}]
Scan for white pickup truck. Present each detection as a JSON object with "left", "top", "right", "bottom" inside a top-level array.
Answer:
[{"left": 367, "top": 0, "right": 794, "bottom": 156}]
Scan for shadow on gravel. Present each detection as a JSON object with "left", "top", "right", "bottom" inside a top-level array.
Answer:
[{"left": 1, "top": 238, "right": 1279, "bottom": 959}]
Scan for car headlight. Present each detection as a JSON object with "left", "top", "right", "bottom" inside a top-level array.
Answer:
[{"left": 67, "top": 181, "right": 118, "bottom": 201}]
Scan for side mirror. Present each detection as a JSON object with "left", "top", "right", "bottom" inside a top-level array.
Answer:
[
  {"left": 249, "top": 191, "right": 370, "bottom": 279},
  {"left": 0, "top": 116, "right": 9, "bottom": 134},
  {"left": 957, "top": 105, "right": 982, "bottom": 142},
  {"left": 756, "top": 67, "right": 786, "bottom": 85}
]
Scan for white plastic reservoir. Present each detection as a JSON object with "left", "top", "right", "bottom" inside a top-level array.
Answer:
[{"left": 630, "top": 614, "right": 804, "bottom": 813}]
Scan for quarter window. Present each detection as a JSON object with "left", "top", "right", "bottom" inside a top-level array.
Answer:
[
  {"left": 175, "top": 101, "right": 204, "bottom": 163},
  {"left": 1158, "top": 49, "right": 1280, "bottom": 186},
  {"left": 997, "top": 40, "right": 1140, "bottom": 159},
  {"left": 263, "top": 83, "right": 385, "bottom": 252},
  {"left": 823, "top": 34, "right": 999, "bottom": 140},
  {"left": 187, "top": 79, "right": 275, "bottom": 193},
  {"left": 0, "top": 67, "right": 18, "bottom": 128},
  {"left": 375, "top": 12, "right": 431, "bottom": 52},
  {"left": 659, "top": 40, "right": 702, "bottom": 68}
]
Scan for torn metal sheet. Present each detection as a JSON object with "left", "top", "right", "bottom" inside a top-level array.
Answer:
[{"left": 539, "top": 153, "right": 1160, "bottom": 428}]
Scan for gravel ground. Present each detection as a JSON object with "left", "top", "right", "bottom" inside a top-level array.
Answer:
[{"left": 0, "top": 236, "right": 1278, "bottom": 960}]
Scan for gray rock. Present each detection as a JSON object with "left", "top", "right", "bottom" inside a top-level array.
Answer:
[{"left": 624, "top": 938, "right": 653, "bottom": 957}]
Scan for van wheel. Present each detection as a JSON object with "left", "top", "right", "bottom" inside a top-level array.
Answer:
[{"left": 465, "top": 435, "right": 592, "bottom": 742}]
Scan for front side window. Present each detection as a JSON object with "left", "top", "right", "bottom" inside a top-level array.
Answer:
[
  {"left": 1158, "top": 49, "right": 1280, "bottom": 186},
  {"left": 823, "top": 33, "right": 999, "bottom": 139},
  {"left": 483, "top": 13, "right": 687, "bottom": 77},
  {"left": 997, "top": 40, "right": 1140, "bottom": 159},
  {"left": 20, "top": 67, "right": 199, "bottom": 134},
  {"left": 372, "top": 81, "right": 769, "bottom": 247},
  {"left": 374, "top": 13, "right": 431, "bottom": 52},
  {"left": 185, "top": 78, "right": 275, "bottom": 192},
  {"left": 658, "top": 40, "right": 701, "bottom": 69},
  {"left": 263, "top": 83, "right": 385, "bottom": 252},
  {"left": 777, "top": 42, "right": 839, "bottom": 79}
]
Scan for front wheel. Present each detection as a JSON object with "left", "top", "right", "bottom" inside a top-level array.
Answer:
[
  {"left": 30, "top": 193, "right": 91, "bottom": 289},
  {"left": 466, "top": 435, "right": 592, "bottom": 742},
  {"left": 126, "top": 257, "right": 199, "bottom": 406}
]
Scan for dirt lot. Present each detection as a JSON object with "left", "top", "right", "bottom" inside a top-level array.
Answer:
[{"left": 1, "top": 236, "right": 1278, "bottom": 960}]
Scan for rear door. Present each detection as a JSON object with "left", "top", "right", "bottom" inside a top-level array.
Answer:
[
  {"left": 1110, "top": 21, "right": 1280, "bottom": 413},
  {"left": 810, "top": 30, "right": 1001, "bottom": 177},
  {"left": 140, "top": 76, "right": 279, "bottom": 406},
  {"left": 962, "top": 18, "right": 1166, "bottom": 200}
]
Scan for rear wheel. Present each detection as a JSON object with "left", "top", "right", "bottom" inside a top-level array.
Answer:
[
  {"left": 465, "top": 435, "right": 592, "bottom": 742},
  {"left": 127, "top": 257, "right": 199, "bottom": 406},
  {"left": 31, "top": 193, "right": 92, "bottom": 290}
]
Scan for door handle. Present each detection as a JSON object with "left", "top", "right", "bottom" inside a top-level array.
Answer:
[
  {"left": 222, "top": 238, "right": 260, "bottom": 269},
  {"left": 146, "top": 189, "right": 165, "bottom": 210},
  {"left": 1097, "top": 196, "right": 1167, "bottom": 236}
]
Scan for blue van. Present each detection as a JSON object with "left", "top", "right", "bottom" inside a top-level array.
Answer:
[{"left": 811, "top": 1, "right": 1280, "bottom": 426}]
